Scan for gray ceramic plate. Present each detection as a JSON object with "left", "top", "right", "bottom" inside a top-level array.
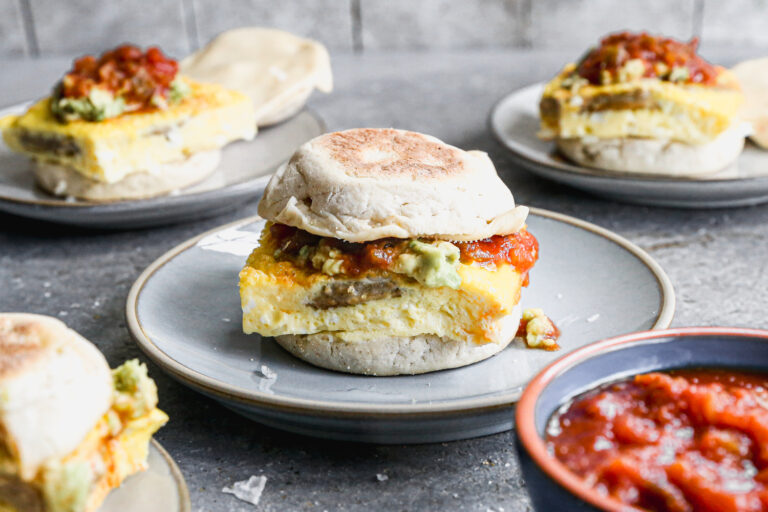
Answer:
[
  {"left": 0, "top": 102, "right": 325, "bottom": 228},
  {"left": 100, "top": 439, "right": 190, "bottom": 512},
  {"left": 490, "top": 83, "right": 768, "bottom": 208},
  {"left": 126, "top": 208, "right": 675, "bottom": 444}
]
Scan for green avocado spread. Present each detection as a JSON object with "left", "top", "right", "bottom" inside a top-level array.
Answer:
[
  {"left": 50, "top": 78, "right": 190, "bottom": 123},
  {"left": 394, "top": 240, "right": 461, "bottom": 289},
  {"left": 51, "top": 87, "right": 126, "bottom": 123},
  {"left": 112, "top": 359, "right": 159, "bottom": 420},
  {"left": 283, "top": 233, "right": 462, "bottom": 288},
  {"left": 41, "top": 461, "right": 91, "bottom": 512}
]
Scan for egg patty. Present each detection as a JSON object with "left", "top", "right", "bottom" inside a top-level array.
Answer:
[
  {"left": 539, "top": 63, "right": 743, "bottom": 144},
  {"left": 239, "top": 227, "right": 527, "bottom": 346},
  {"left": 0, "top": 77, "right": 255, "bottom": 184}
]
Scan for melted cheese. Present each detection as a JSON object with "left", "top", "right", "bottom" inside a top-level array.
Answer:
[
  {"left": 0, "top": 77, "right": 255, "bottom": 183},
  {"left": 540, "top": 64, "right": 744, "bottom": 144},
  {"left": 239, "top": 238, "right": 524, "bottom": 346}
]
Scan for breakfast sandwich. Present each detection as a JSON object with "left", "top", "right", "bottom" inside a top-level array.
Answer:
[
  {"left": 0, "top": 313, "right": 167, "bottom": 512},
  {"left": 182, "top": 27, "right": 333, "bottom": 127},
  {"left": 239, "top": 128, "right": 538, "bottom": 376},
  {"left": 1, "top": 44, "right": 255, "bottom": 201},
  {"left": 539, "top": 31, "right": 746, "bottom": 175}
]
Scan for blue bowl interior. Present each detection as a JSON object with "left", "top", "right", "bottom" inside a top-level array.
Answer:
[{"left": 534, "top": 334, "right": 768, "bottom": 435}]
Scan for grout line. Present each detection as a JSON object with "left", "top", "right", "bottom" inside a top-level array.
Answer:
[
  {"left": 693, "top": 0, "right": 705, "bottom": 40},
  {"left": 181, "top": 0, "right": 200, "bottom": 52},
  {"left": 519, "top": 0, "right": 533, "bottom": 48},
  {"left": 350, "top": 0, "right": 363, "bottom": 53},
  {"left": 17, "top": 0, "right": 39, "bottom": 57}
]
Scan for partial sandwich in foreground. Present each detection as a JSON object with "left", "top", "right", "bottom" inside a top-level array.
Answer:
[
  {"left": 0, "top": 313, "right": 167, "bottom": 512},
  {"left": 239, "top": 128, "right": 539, "bottom": 376},
  {"left": 539, "top": 32, "right": 746, "bottom": 176},
  {"left": 1, "top": 44, "right": 255, "bottom": 201}
]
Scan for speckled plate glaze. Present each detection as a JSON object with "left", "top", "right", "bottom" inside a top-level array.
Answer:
[
  {"left": 100, "top": 439, "right": 190, "bottom": 512},
  {"left": 0, "top": 102, "right": 325, "bottom": 228},
  {"left": 490, "top": 83, "right": 768, "bottom": 208},
  {"left": 126, "top": 209, "right": 675, "bottom": 444}
]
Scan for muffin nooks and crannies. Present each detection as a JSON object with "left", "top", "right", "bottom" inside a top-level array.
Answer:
[
  {"left": 539, "top": 32, "right": 746, "bottom": 176},
  {"left": 240, "top": 128, "right": 538, "bottom": 376},
  {"left": 257, "top": 128, "right": 528, "bottom": 242}
]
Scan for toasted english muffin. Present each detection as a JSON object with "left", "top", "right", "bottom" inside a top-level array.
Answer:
[
  {"left": 32, "top": 149, "right": 221, "bottom": 202},
  {"left": 257, "top": 128, "right": 528, "bottom": 242},
  {"left": 556, "top": 123, "right": 748, "bottom": 176}
]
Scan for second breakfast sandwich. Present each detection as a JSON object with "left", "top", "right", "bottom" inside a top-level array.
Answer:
[
  {"left": 1, "top": 44, "right": 255, "bottom": 201},
  {"left": 240, "top": 128, "right": 538, "bottom": 375},
  {"left": 539, "top": 32, "right": 745, "bottom": 176}
]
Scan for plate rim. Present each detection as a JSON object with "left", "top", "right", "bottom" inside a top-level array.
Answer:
[
  {"left": 0, "top": 101, "right": 326, "bottom": 209},
  {"left": 125, "top": 207, "right": 675, "bottom": 417},
  {"left": 148, "top": 438, "right": 192, "bottom": 512},
  {"left": 489, "top": 82, "right": 768, "bottom": 185}
]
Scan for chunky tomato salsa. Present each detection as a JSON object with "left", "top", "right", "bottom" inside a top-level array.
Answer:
[
  {"left": 268, "top": 223, "right": 539, "bottom": 280},
  {"left": 51, "top": 45, "right": 188, "bottom": 122},
  {"left": 547, "top": 369, "right": 768, "bottom": 512},
  {"left": 575, "top": 32, "right": 719, "bottom": 86}
]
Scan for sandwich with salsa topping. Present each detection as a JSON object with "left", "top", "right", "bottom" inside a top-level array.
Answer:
[
  {"left": 0, "top": 313, "right": 167, "bottom": 512},
  {"left": 239, "top": 128, "right": 539, "bottom": 375},
  {"left": 539, "top": 32, "right": 746, "bottom": 176},
  {"left": 0, "top": 44, "right": 255, "bottom": 201}
]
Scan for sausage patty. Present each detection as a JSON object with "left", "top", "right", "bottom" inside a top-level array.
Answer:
[{"left": 308, "top": 278, "right": 402, "bottom": 309}]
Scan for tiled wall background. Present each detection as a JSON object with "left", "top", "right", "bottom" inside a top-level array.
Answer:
[{"left": 1, "top": 0, "right": 766, "bottom": 58}]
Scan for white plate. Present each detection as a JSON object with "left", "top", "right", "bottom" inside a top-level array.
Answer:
[
  {"left": 100, "top": 439, "right": 190, "bottom": 512},
  {"left": 0, "top": 102, "right": 325, "bottom": 228},
  {"left": 490, "top": 83, "right": 768, "bottom": 208},
  {"left": 126, "top": 209, "right": 675, "bottom": 444}
]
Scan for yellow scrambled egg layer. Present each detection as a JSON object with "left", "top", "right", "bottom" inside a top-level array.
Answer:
[
  {"left": 539, "top": 64, "right": 743, "bottom": 144},
  {"left": 239, "top": 237, "right": 524, "bottom": 346},
  {"left": 0, "top": 77, "right": 255, "bottom": 183},
  {"left": 70, "top": 408, "right": 168, "bottom": 512}
]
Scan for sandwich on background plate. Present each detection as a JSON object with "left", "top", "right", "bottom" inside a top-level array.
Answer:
[
  {"left": 0, "top": 44, "right": 255, "bottom": 202},
  {"left": 182, "top": 27, "right": 333, "bottom": 127},
  {"left": 539, "top": 31, "right": 746, "bottom": 176},
  {"left": 0, "top": 313, "right": 167, "bottom": 512},
  {"left": 239, "top": 128, "right": 541, "bottom": 376}
]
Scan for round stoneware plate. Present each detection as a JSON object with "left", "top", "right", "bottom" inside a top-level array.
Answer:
[
  {"left": 490, "top": 83, "right": 768, "bottom": 208},
  {"left": 126, "top": 208, "right": 675, "bottom": 444},
  {"left": 100, "top": 439, "right": 190, "bottom": 512},
  {"left": 0, "top": 102, "right": 325, "bottom": 228}
]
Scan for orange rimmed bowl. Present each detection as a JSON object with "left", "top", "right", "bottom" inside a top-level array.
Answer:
[{"left": 514, "top": 327, "right": 768, "bottom": 511}]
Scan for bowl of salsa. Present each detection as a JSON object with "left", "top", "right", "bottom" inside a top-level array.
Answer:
[{"left": 515, "top": 327, "right": 768, "bottom": 512}]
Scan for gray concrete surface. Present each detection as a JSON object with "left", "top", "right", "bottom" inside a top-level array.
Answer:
[{"left": 2, "top": 50, "right": 768, "bottom": 511}]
